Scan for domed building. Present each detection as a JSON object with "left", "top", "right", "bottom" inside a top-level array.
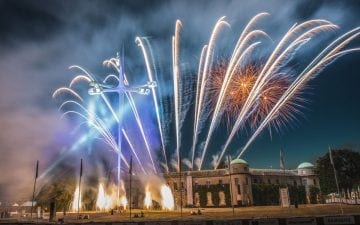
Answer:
[
  {"left": 163, "top": 159, "right": 320, "bottom": 207},
  {"left": 229, "top": 159, "right": 252, "bottom": 206}
]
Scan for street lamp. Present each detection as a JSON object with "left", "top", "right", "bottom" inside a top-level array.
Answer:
[{"left": 88, "top": 53, "right": 156, "bottom": 207}]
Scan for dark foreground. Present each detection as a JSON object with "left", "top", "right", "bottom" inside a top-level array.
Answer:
[{"left": 1, "top": 204, "right": 360, "bottom": 224}]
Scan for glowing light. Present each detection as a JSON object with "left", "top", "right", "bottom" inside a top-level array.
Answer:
[
  {"left": 96, "top": 183, "right": 116, "bottom": 211},
  {"left": 52, "top": 12, "right": 359, "bottom": 176},
  {"left": 160, "top": 184, "right": 174, "bottom": 210},
  {"left": 144, "top": 185, "right": 152, "bottom": 209},
  {"left": 136, "top": 37, "right": 168, "bottom": 172},
  {"left": 119, "top": 196, "right": 128, "bottom": 209},
  {"left": 52, "top": 87, "right": 83, "bottom": 102},
  {"left": 71, "top": 186, "right": 82, "bottom": 212},
  {"left": 172, "top": 20, "right": 182, "bottom": 171}
]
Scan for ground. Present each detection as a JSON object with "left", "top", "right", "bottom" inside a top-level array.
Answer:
[{"left": 1, "top": 204, "right": 359, "bottom": 223}]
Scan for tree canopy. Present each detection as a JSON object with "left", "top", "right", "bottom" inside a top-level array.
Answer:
[{"left": 315, "top": 148, "right": 360, "bottom": 195}]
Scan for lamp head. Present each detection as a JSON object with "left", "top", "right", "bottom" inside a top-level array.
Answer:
[
  {"left": 138, "top": 87, "right": 151, "bottom": 95},
  {"left": 88, "top": 86, "right": 102, "bottom": 95},
  {"left": 147, "top": 81, "right": 157, "bottom": 88}
]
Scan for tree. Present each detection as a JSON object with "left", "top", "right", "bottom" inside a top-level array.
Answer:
[
  {"left": 315, "top": 148, "right": 360, "bottom": 195},
  {"left": 309, "top": 185, "right": 320, "bottom": 204},
  {"left": 36, "top": 177, "right": 75, "bottom": 211}
]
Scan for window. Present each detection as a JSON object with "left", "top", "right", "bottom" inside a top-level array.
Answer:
[
  {"left": 244, "top": 167, "right": 248, "bottom": 172},
  {"left": 219, "top": 179, "right": 223, "bottom": 185},
  {"left": 245, "top": 177, "right": 249, "bottom": 185},
  {"left": 174, "top": 182, "right": 178, "bottom": 191},
  {"left": 237, "top": 184, "right": 241, "bottom": 194},
  {"left": 181, "top": 182, "right": 184, "bottom": 190},
  {"left": 235, "top": 178, "right": 239, "bottom": 185},
  {"left": 276, "top": 179, "right": 279, "bottom": 184},
  {"left": 206, "top": 180, "right": 211, "bottom": 188},
  {"left": 294, "top": 180, "right": 297, "bottom": 186},
  {"left": 302, "top": 178, "right": 307, "bottom": 185},
  {"left": 194, "top": 181, "right": 198, "bottom": 189},
  {"left": 253, "top": 178, "right": 258, "bottom": 184},
  {"left": 268, "top": 179, "right": 271, "bottom": 184},
  {"left": 313, "top": 179, "right": 317, "bottom": 185}
]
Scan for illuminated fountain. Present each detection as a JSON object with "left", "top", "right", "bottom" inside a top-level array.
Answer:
[
  {"left": 71, "top": 186, "right": 82, "bottom": 212},
  {"left": 144, "top": 185, "right": 153, "bottom": 209},
  {"left": 160, "top": 185, "right": 175, "bottom": 210},
  {"left": 96, "top": 183, "right": 116, "bottom": 211},
  {"left": 119, "top": 195, "right": 128, "bottom": 210}
]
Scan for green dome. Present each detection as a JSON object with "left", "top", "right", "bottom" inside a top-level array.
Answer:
[
  {"left": 230, "top": 158, "right": 248, "bottom": 165},
  {"left": 297, "top": 162, "right": 314, "bottom": 169}
]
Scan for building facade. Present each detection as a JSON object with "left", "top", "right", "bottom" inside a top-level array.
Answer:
[{"left": 163, "top": 159, "right": 320, "bottom": 207}]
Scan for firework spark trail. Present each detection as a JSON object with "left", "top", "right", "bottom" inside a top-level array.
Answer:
[
  {"left": 172, "top": 20, "right": 182, "bottom": 171},
  {"left": 143, "top": 37, "right": 159, "bottom": 82},
  {"left": 135, "top": 37, "right": 168, "bottom": 172},
  {"left": 199, "top": 13, "right": 270, "bottom": 170},
  {"left": 59, "top": 101, "right": 118, "bottom": 152},
  {"left": 231, "top": 13, "right": 270, "bottom": 61},
  {"left": 213, "top": 20, "right": 337, "bottom": 169},
  {"left": 123, "top": 75, "right": 157, "bottom": 173},
  {"left": 199, "top": 41, "right": 262, "bottom": 169},
  {"left": 103, "top": 74, "right": 119, "bottom": 83},
  {"left": 60, "top": 109, "right": 129, "bottom": 168},
  {"left": 190, "top": 45, "right": 207, "bottom": 169},
  {"left": 52, "top": 87, "right": 84, "bottom": 102},
  {"left": 192, "top": 17, "right": 230, "bottom": 170},
  {"left": 103, "top": 72, "right": 157, "bottom": 174},
  {"left": 54, "top": 68, "right": 131, "bottom": 169},
  {"left": 122, "top": 129, "right": 147, "bottom": 174},
  {"left": 69, "top": 75, "right": 92, "bottom": 88},
  {"left": 59, "top": 60, "right": 156, "bottom": 173},
  {"left": 237, "top": 28, "right": 360, "bottom": 159},
  {"left": 103, "top": 57, "right": 159, "bottom": 174},
  {"left": 64, "top": 103, "right": 130, "bottom": 168},
  {"left": 199, "top": 39, "right": 266, "bottom": 169},
  {"left": 91, "top": 82, "right": 153, "bottom": 172},
  {"left": 69, "top": 65, "right": 96, "bottom": 80}
]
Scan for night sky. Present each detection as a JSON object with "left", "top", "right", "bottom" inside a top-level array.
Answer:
[{"left": 0, "top": 0, "right": 359, "bottom": 201}]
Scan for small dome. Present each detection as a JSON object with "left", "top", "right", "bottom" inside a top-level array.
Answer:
[
  {"left": 230, "top": 158, "right": 248, "bottom": 165},
  {"left": 297, "top": 162, "right": 314, "bottom": 169}
]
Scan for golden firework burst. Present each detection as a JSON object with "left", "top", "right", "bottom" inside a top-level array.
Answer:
[{"left": 209, "top": 60, "right": 298, "bottom": 129}]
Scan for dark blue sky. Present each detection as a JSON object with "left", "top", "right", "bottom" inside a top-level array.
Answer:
[{"left": 0, "top": 0, "right": 359, "bottom": 199}]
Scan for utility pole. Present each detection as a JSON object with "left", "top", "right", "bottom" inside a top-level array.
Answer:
[
  {"left": 179, "top": 155, "right": 182, "bottom": 218},
  {"left": 78, "top": 159, "right": 83, "bottom": 217},
  {"left": 129, "top": 155, "right": 132, "bottom": 220},
  {"left": 329, "top": 147, "right": 343, "bottom": 214},
  {"left": 30, "top": 160, "right": 39, "bottom": 219}
]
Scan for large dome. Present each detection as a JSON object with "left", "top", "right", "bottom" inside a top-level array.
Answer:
[
  {"left": 230, "top": 158, "right": 248, "bottom": 165},
  {"left": 297, "top": 162, "right": 314, "bottom": 169}
]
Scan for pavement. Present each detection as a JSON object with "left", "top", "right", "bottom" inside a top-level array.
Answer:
[{"left": 1, "top": 204, "right": 359, "bottom": 223}]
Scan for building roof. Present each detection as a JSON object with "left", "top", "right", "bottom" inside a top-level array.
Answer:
[
  {"left": 230, "top": 158, "right": 248, "bottom": 165},
  {"left": 297, "top": 162, "right": 314, "bottom": 169},
  {"left": 250, "top": 168, "right": 298, "bottom": 176}
]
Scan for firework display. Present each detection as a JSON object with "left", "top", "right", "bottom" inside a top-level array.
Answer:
[{"left": 53, "top": 13, "right": 359, "bottom": 174}]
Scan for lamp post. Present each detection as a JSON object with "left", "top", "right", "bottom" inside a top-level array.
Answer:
[{"left": 88, "top": 53, "right": 156, "bottom": 207}]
